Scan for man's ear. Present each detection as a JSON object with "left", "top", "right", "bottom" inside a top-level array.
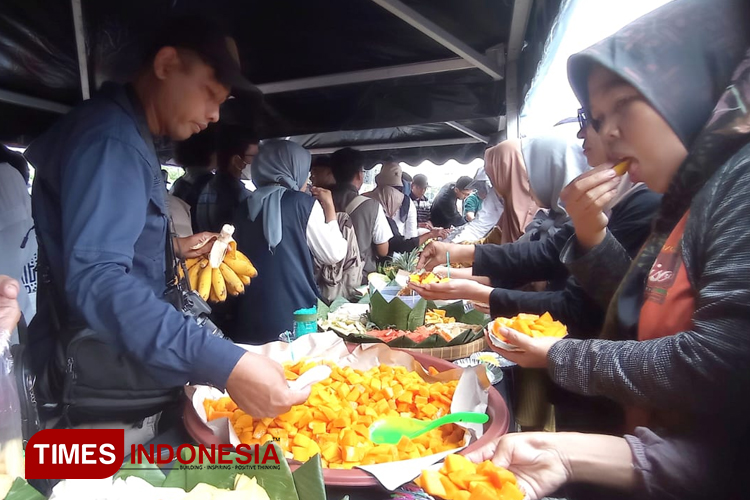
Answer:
[{"left": 152, "top": 46, "right": 180, "bottom": 80}]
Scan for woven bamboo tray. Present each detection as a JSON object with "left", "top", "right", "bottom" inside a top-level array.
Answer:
[{"left": 397, "top": 335, "right": 488, "bottom": 361}]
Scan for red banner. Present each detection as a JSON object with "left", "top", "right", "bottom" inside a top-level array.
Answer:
[{"left": 26, "top": 429, "right": 124, "bottom": 479}]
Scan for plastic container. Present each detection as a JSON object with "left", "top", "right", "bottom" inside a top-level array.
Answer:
[
  {"left": 293, "top": 307, "right": 317, "bottom": 337},
  {"left": 0, "top": 330, "right": 24, "bottom": 497}
]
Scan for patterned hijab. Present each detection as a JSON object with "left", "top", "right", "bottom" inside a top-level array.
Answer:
[
  {"left": 247, "top": 140, "right": 311, "bottom": 253},
  {"left": 568, "top": 0, "right": 750, "bottom": 339}
]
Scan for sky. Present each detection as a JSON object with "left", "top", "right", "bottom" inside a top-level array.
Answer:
[{"left": 391, "top": 0, "right": 673, "bottom": 191}]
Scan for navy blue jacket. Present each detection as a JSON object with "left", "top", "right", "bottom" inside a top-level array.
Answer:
[
  {"left": 228, "top": 191, "right": 318, "bottom": 344},
  {"left": 25, "top": 83, "right": 244, "bottom": 389}
]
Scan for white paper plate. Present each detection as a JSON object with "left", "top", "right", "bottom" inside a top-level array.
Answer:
[{"left": 486, "top": 327, "right": 523, "bottom": 351}]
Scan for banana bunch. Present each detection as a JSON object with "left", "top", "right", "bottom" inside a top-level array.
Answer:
[{"left": 182, "top": 224, "right": 258, "bottom": 303}]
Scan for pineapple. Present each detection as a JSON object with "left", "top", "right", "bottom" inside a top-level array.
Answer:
[{"left": 390, "top": 248, "right": 419, "bottom": 274}]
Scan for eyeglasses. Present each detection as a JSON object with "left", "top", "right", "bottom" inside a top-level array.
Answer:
[
  {"left": 577, "top": 108, "right": 588, "bottom": 131},
  {"left": 579, "top": 95, "right": 646, "bottom": 134}
]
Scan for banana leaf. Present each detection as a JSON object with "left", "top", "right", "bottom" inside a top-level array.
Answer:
[
  {"left": 316, "top": 298, "right": 329, "bottom": 320},
  {"left": 4, "top": 479, "right": 45, "bottom": 500},
  {"left": 115, "top": 459, "right": 167, "bottom": 487},
  {"left": 369, "top": 290, "right": 427, "bottom": 331},
  {"left": 425, "top": 300, "right": 491, "bottom": 326},
  {"left": 291, "top": 454, "right": 326, "bottom": 500},
  {"left": 333, "top": 324, "right": 484, "bottom": 348},
  {"left": 162, "top": 443, "right": 301, "bottom": 500}
]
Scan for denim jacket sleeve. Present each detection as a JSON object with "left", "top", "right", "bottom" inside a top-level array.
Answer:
[{"left": 61, "top": 137, "right": 244, "bottom": 389}]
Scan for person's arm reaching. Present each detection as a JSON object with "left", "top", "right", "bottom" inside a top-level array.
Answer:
[
  {"left": 306, "top": 201, "right": 347, "bottom": 264},
  {"left": 417, "top": 241, "right": 475, "bottom": 270},
  {"left": 488, "top": 278, "right": 604, "bottom": 337},
  {"left": 465, "top": 432, "right": 637, "bottom": 500},
  {"left": 473, "top": 224, "right": 573, "bottom": 288}
]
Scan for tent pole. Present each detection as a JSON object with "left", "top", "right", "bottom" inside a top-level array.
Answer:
[
  {"left": 0, "top": 88, "right": 72, "bottom": 114},
  {"left": 369, "top": 0, "right": 503, "bottom": 80},
  {"left": 257, "top": 58, "right": 473, "bottom": 94},
  {"left": 505, "top": 61, "right": 520, "bottom": 139},
  {"left": 505, "top": 0, "right": 534, "bottom": 138},
  {"left": 71, "top": 0, "right": 91, "bottom": 100},
  {"left": 306, "top": 137, "right": 481, "bottom": 155},
  {"left": 444, "top": 122, "right": 489, "bottom": 143}
]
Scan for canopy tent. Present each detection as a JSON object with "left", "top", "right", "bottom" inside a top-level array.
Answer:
[{"left": 0, "top": 0, "right": 563, "bottom": 165}]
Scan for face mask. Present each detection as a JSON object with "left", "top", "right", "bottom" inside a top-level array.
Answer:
[{"left": 240, "top": 162, "right": 252, "bottom": 180}]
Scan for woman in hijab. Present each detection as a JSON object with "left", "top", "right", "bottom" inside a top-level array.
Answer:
[
  {"left": 484, "top": 140, "right": 538, "bottom": 244},
  {"left": 412, "top": 129, "right": 661, "bottom": 339},
  {"left": 476, "top": 0, "right": 750, "bottom": 497},
  {"left": 518, "top": 134, "right": 589, "bottom": 242},
  {"left": 228, "top": 140, "right": 347, "bottom": 344}
]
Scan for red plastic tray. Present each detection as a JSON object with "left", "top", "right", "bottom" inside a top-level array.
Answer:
[{"left": 183, "top": 348, "right": 510, "bottom": 487}]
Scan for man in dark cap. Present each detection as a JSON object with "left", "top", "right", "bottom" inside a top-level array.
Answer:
[
  {"left": 409, "top": 173, "right": 432, "bottom": 228},
  {"left": 430, "top": 175, "right": 474, "bottom": 228},
  {"left": 24, "top": 15, "right": 307, "bottom": 434}
]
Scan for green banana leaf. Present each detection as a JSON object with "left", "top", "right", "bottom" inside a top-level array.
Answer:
[
  {"left": 4, "top": 479, "right": 45, "bottom": 500},
  {"left": 115, "top": 459, "right": 167, "bottom": 487},
  {"left": 291, "top": 454, "right": 326, "bottom": 500},
  {"left": 336, "top": 324, "right": 484, "bottom": 347},
  {"left": 369, "top": 291, "right": 427, "bottom": 331},
  {"left": 316, "top": 298, "right": 329, "bottom": 320},
  {"left": 162, "top": 443, "right": 301, "bottom": 500},
  {"left": 328, "top": 297, "right": 350, "bottom": 313},
  {"left": 424, "top": 300, "right": 491, "bottom": 327}
]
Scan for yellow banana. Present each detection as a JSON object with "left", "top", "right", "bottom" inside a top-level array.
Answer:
[
  {"left": 234, "top": 250, "right": 251, "bottom": 264},
  {"left": 239, "top": 274, "right": 251, "bottom": 286},
  {"left": 188, "top": 261, "right": 202, "bottom": 291},
  {"left": 185, "top": 257, "right": 200, "bottom": 269},
  {"left": 212, "top": 267, "right": 227, "bottom": 301},
  {"left": 198, "top": 265, "right": 212, "bottom": 301},
  {"left": 220, "top": 263, "right": 244, "bottom": 295},
  {"left": 209, "top": 286, "right": 219, "bottom": 303},
  {"left": 225, "top": 256, "right": 258, "bottom": 278}
]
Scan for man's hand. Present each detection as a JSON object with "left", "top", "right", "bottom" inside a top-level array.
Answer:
[
  {"left": 485, "top": 327, "right": 561, "bottom": 368},
  {"left": 0, "top": 276, "right": 21, "bottom": 336},
  {"left": 408, "top": 278, "right": 490, "bottom": 303},
  {"left": 175, "top": 232, "right": 218, "bottom": 259},
  {"left": 226, "top": 352, "right": 311, "bottom": 418},
  {"left": 311, "top": 187, "right": 337, "bottom": 222},
  {"left": 465, "top": 433, "right": 573, "bottom": 500},
  {"left": 560, "top": 167, "right": 621, "bottom": 251},
  {"left": 430, "top": 227, "right": 451, "bottom": 240}
]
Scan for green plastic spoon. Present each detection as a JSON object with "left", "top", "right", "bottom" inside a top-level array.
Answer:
[{"left": 369, "top": 412, "right": 489, "bottom": 445}]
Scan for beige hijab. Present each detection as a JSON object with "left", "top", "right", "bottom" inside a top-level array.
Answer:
[
  {"left": 366, "top": 185, "right": 404, "bottom": 218},
  {"left": 484, "top": 139, "right": 539, "bottom": 244}
]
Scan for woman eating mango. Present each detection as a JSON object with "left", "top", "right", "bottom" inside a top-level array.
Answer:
[{"left": 483, "top": 0, "right": 750, "bottom": 497}]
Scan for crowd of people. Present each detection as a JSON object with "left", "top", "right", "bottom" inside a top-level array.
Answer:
[{"left": 1, "top": 0, "right": 750, "bottom": 498}]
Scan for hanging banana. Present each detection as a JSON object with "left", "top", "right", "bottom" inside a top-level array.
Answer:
[{"left": 185, "top": 224, "right": 257, "bottom": 302}]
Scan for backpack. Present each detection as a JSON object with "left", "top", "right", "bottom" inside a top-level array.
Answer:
[{"left": 314, "top": 196, "right": 367, "bottom": 303}]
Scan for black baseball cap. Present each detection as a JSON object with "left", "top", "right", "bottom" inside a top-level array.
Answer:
[
  {"left": 456, "top": 176, "right": 473, "bottom": 190},
  {"left": 147, "top": 15, "right": 258, "bottom": 94},
  {"left": 412, "top": 174, "right": 429, "bottom": 188}
]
